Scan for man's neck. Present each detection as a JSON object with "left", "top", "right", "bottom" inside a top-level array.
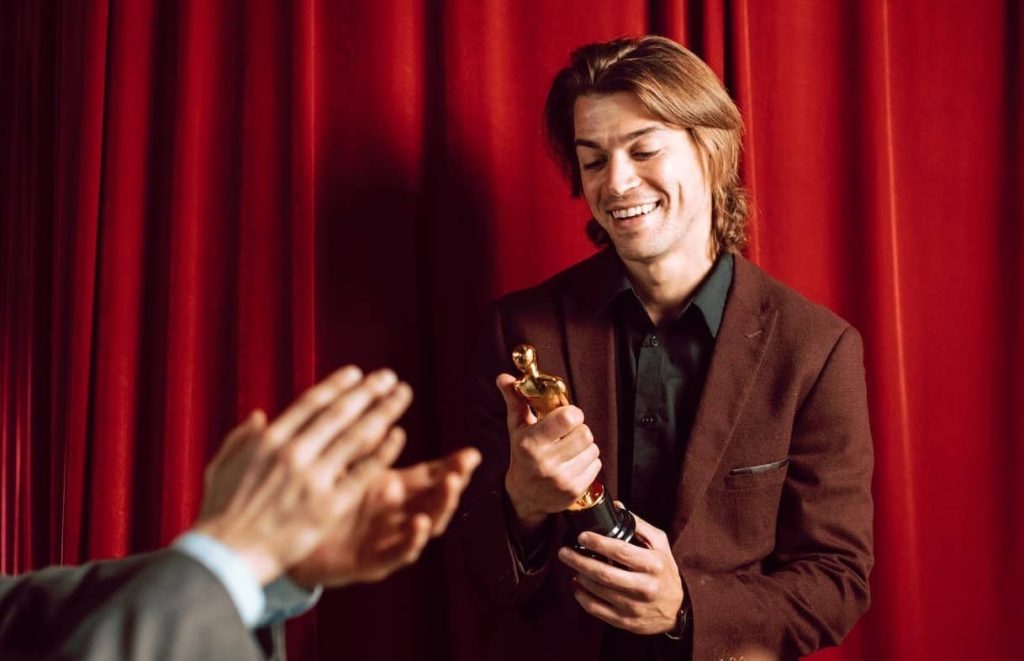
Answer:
[{"left": 622, "top": 243, "right": 716, "bottom": 328}]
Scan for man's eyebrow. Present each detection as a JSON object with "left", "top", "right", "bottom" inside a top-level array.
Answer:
[{"left": 574, "top": 126, "right": 663, "bottom": 150}]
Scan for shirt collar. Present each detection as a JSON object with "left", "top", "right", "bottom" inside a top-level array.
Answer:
[
  {"left": 691, "top": 252, "right": 732, "bottom": 338},
  {"left": 597, "top": 252, "right": 734, "bottom": 338}
]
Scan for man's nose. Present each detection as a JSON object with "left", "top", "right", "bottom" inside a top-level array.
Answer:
[{"left": 605, "top": 154, "right": 639, "bottom": 196}]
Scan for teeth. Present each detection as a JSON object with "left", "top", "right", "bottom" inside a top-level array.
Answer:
[{"left": 610, "top": 202, "right": 657, "bottom": 219}]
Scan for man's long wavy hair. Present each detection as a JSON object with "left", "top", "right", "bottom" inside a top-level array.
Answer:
[{"left": 543, "top": 36, "right": 749, "bottom": 254}]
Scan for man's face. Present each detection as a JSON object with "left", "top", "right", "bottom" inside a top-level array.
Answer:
[{"left": 573, "top": 92, "right": 713, "bottom": 265}]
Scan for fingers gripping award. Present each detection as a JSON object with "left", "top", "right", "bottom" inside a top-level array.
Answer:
[{"left": 510, "top": 344, "right": 638, "bottom": 556}]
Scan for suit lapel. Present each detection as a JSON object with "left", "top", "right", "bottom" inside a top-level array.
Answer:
[
  {"left": 561, "top": 260, "right": 620, "bottom": 499},
  {"left": 669, "top": 255, "right": 777, "bottom": 541}
]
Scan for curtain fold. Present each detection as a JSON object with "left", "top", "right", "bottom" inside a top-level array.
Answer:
[{"left": 2, "top": 1, "right": 1020, "bottom": 659}]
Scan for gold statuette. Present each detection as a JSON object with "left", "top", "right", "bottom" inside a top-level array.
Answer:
[{"left": 511, "top": 344, "right": 636, "bottom": 550}]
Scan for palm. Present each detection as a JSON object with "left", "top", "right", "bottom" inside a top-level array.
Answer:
[
  {"left": 288, "top": 448, "right": 479, "bottom": 588},
  {"left": 293, "top": 470, "right": 414, "bottom": 587}
]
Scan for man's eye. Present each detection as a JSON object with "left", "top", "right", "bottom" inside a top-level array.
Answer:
[{"left": 581, "top": 159, "right": 606, "bottom": 171}]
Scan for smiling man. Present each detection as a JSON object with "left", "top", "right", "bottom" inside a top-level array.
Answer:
[{"left": 451, "top": 36, "right": 873, "bottom": 661}]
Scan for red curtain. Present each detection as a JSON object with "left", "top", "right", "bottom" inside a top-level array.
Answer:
[{"left": 2, "top": 1, "right": 1021, "bottom": 659}]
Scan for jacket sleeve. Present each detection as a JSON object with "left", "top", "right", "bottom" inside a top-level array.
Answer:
[
  {"left": 446, "top": 303, "right": 565, "bottom": 612},
  {"left": 683, "top": 326, "right": 874, "bottom": 660},
  {"left": 0, "top": 549, "right": 268, "bottom": 661}
]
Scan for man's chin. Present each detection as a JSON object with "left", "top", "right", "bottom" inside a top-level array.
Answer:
[{"left": 609, "top": 240, "right": 661, "bottom": 264}]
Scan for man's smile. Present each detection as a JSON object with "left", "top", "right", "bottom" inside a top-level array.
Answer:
[{"left": 607, "top": 201, "right": 660, "bottom": 220}]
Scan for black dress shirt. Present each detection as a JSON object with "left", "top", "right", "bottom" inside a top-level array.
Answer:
[{"left": 607, "top": 254, "right": 733, "bottom": 531}]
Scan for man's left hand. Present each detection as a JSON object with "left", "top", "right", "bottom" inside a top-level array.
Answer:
[
  {"left": 288, "top": 446, "right": 481, "bottom": 588},
  {"left": 557, "top": 509, "right": 683, "bottom": 635}
]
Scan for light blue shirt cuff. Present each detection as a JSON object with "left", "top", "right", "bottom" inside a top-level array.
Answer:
[
  {"left": 172, "top": 531, "right": 265, "bottom": 628},
  {"left": 258, "top": 577, "right": 323, "bottom": 626}
]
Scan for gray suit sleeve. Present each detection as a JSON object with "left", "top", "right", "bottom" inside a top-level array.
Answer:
[{"left": 0, "top": 549, "right": 268, "bottom": 661}]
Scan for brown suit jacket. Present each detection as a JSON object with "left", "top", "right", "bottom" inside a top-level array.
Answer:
[
  {"left": 0, "top": 549, "right": 276, "bottom": 660},
  {"left": 450, "top": 250, "right": 873, "bottom": 661}
]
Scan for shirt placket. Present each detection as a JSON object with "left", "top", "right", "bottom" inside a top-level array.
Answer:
[{"left": 631, "top": 331, "right": 667, "bottom": 522}]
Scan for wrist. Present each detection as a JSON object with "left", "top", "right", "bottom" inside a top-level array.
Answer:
[
  {"left": 287, "top": 563, "right": 355, "bottom": 590},
  {"left": 501, "top": 490, "right": 553, "bottom": 572},
  {"left": 194, "top": 521, "right": 282, "bottom": 586},
  {"left": 235, "top": 550, "right": 281, "bottom": 586},
  {"left": 286, "top": 567, "right": 322, "bottom": 590},
  {"left": 663, "top": 590, "right": 691, "bottom": 640},
  {"left": 503, "top": 480, "right": 547, "bottom": 531}
]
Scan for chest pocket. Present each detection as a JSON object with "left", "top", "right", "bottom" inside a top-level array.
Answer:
[{"left": 705, "top": 458, "right": 789, "bottom": 555}]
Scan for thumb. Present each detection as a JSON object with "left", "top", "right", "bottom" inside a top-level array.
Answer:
[
  {"left": 446, "top": 446, "right": 482, "bottom": 479},
  {"left": 212, "top": 410, "right": 266, "bottom": 463},
  {"left": 621, "top": 504, "right": 669, "bottom": 552},
  {"left": 496, "top": 373, "right": 537, "bottom": 430}
]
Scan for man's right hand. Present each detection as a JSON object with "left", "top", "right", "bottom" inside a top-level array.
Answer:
[{"left": 496, "top": 373, "right": 602, "bottom": 534}]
